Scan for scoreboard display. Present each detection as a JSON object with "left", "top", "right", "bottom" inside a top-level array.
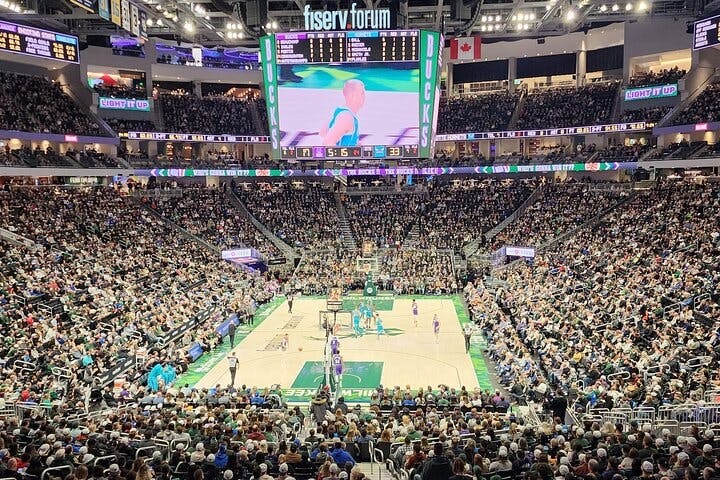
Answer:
[
  {"left": 260, "top": 29, "right": 442, "bottom": 161},
  {"left": 693, "top": 14, "right": 720, "bottom": 50},
  {"left": 275, "top": 30, "right": 419, "bottom": 64},
  {"left": 0, "top": 20, "right": 79, "bottom": 64}
]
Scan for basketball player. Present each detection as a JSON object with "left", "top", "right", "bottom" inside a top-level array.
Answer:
[
  {"left": 352, "top": 307, "right": 362, "bottom": 337},
  {"left": 376, "top": 313, "right": 385, "bottom": 338},
  {"left": 321, "top": 79, "right": 366, "bottom": 147},
  {"left": 432, "top": 314, "right": 440, "bottom": 343},
  {"left": 411, "top": 299, "right": 418, "bottom": 327},
  {"left": 330, "top": 335, "right": 340, "bottom": 355},
  {"left": 281, "top": 333, "right": 289, "bottom": 351},
  {"left": 332, "top": 350, "right": 343, "bottom": 383}
]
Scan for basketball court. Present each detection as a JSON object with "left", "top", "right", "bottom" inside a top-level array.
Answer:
[{"left": 182, "top": 296, "right": 493, "bottom": 404}]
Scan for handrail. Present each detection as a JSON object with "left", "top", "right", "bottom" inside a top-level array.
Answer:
[{"left": 41, "top": 466, "right": 73, "bottom": 480}]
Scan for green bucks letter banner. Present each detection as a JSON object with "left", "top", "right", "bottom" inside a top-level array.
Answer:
[
  {"left": 260, "top": 35, "right": 281, "bottom": 160},
  {"left": 419, "top": 30, "right": 441, "bottom": 159}
]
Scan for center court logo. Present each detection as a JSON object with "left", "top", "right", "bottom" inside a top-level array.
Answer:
[{"left": 303, "top": 3, "right": 391, "bottom": 31}]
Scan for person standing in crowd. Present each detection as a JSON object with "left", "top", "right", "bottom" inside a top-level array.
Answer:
[
  {"left": 228, "top": 321, "right": 236, "bottom": 349},
  {"left": 422, "top": 443, "right": 453, "bottom": 480},
  {"left": 433, "top": 314, "right": 440, "bottom": 344},
  {"left": 227, "top": 353, "right": 238, "bottom": 388},
  {"left": 412, "top": 299, "right": 419, "bottom": 327}
]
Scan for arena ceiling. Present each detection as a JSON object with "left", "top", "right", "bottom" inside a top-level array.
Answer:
[{"left": 0, "top": 0, "right": 704, "bottom": 47}]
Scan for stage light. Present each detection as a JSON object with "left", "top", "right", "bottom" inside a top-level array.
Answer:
[
  {"left": 565, "top": 9, "right": 576, "bottom": 21},
  {"left": 612, "top": 4, "right": 619, "bottom": 10},
  {"left": 599, "top": 4, "right": 607, "bottom": 11},
  {"left": 146, "top": 18, "right": 154, "bottom": 26},
  {"left": 156, "top": 18, "right": 163, "bottom": 26},
  {"left": 638, "top": 1, "right": 648, "bottom": 10},
  {"left": 511, "top": 14, "right": 517, "bottom": 21},
  {"left": 183, "top": 20, "right": 194, "bottom": 32},
  {"left": 530, "top": 12, "right": 536, "bottom": 19},
  {"left": 272, "top": 20, "right": 278, "bottom": 29},
  {"left": 481, "top": 15, "right": 487, "bottom": 22},
  {"left": 626, "top": 2, "right": 633, "bottom": 10}
]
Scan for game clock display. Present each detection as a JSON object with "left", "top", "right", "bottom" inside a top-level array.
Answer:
[
  {"left": 281, "top": 144, "right": 418, "bottom": 159},
  {"left": 261, "top": 30, "right": 442, "bottom": 161}
]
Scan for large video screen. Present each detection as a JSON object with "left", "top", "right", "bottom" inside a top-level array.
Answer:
[{"left": 260, "top": 30, "right": 442, "bottom": 160}]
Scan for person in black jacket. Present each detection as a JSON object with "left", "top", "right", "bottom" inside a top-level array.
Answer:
[{"left": 421, "top": 443, "right": 453, "bottom": 480}]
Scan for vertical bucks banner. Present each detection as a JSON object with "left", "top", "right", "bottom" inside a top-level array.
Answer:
[
  {"left": 419, "top": 30, "right": 441, "bottom": 159},
  {"left": 431, "top": 33, "right": 444, "bottom": 158},
  {"left": 260, "top": 35, "right": 281, "bottom": 160}
]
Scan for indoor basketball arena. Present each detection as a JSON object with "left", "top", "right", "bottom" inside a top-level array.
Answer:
[{"left": 0, "top": 3, "right": 719, "bottom": 480}]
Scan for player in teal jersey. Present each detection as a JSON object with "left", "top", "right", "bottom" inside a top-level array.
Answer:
[
  {"left": 321, "top": 79, "right": 366, "bottom": 147},
  {"left": 352, "top": 308, "right": 363, "bottom": 337}
]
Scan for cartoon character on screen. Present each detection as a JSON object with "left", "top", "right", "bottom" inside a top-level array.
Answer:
[
  {"left": 321, "top": 79, "right": 366, "bottom": 147},
  {"left": 330, "top": 335, "right": 340, "bottom": 355},
  {"left": 332, "top": 350, "right": 344, "bottom": 384},
  {"left": 376, "top": 313, "right": 385, "bottom": 338}
]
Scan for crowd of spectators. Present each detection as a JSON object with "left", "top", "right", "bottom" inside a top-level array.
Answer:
[
  {"left": 489, "top": 182, "right": 630, "bottom": 251},
  {"left": 238, "top": 184, "right": 341, "bottom": 250},
  {"left": 0, "top": 380, "right": 719, "bottom": 480},
  {"left": 160, "top": 93, "right": 266, "bottom": 135},
  {"left": 290, "top": 248, "right": 457, "bottom": 295},
  {"left": 0, "top": 177, "right": 719, "bottom": 480},
  {"left": 469, "top": 180, "right": 720, "bottom": 415},
  {"left": 0, "top": 186, "right": 279, "bottom": 411},
  {"left": 343, "top": 194, "right": 425, "bottom": 248},
  {"left": 517, "top": 83, "right": 620, "bottom": 130},
  {"left": 672, "top": 83, "right": 720, "bottom": 126},
  {"left": 151, "top": 185, "right": 280, "bottom": 259},
  {"left": 0, "top": 72, "right": 107, "bottom": 136},
  {"left": 620, "top": 106, "right": 672, "bottom": 124},
  {"left": 627, "top": 67, "right": 686, "bottom": 87},
  {"left": 65, "top": 148, "right": 121, "bottom": 168},
  {"left": 416, "top": 181, "right": 535, "bottom": 250},
  {"left": 438, "top": 93, "right": 519, "bottom": 133},
  {"left": 104, "top": 119, "right": 157, "bottom": 134}
]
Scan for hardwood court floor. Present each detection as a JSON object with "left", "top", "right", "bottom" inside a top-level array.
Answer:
[{"left": 192, "top": 297, "right": 480, "bottom": 403}]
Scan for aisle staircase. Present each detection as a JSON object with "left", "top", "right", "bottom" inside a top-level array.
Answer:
[
  {"left": 227, "top": 189, "right": 299, "bottom": 263},
  {"left": 507, "top": 88, "right": 527, "bottom": 130},
  {"left": 403, "top": 223, "right": 422, "bottom": 247},
  {"left": 334, "top": 194, "right": 358, "bottom": 249},
  {"left": 248, "top": 100, "right": 265, "bottom": 136},
  {"left": 134, "top": 198, "right": 221, "bottom": 254}
]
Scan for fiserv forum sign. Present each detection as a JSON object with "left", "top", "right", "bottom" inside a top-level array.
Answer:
[{"left": 303, "top": 3, "right": 391, "bottom": 31}]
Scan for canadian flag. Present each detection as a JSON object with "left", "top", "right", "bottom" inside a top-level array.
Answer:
[{"left": 450, "top": 36, "right": 482, "bottom": 61}]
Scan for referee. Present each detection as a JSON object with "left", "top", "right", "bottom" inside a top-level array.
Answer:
[{"left": 228, "top": 353, "right": 238, "bottom": 387}]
